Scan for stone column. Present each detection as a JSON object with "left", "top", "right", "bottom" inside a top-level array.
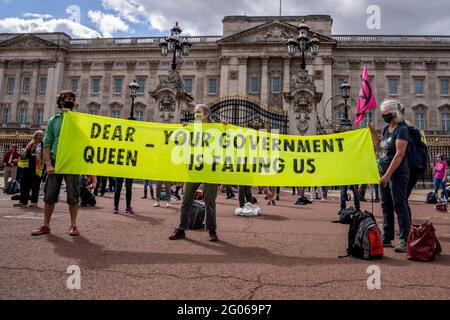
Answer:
[
  {"left": 48, "top": 57, "right": 65, "bottom": 120},
  {"left": 238, "top": 57, "right": 248, "bottom": 96},
  {"left": 10, "top": 60, "right": 24, "bottom": 124},
  {"left": 79, "top": 61, "right": 92, "bottom": 114},
  {"left": 0, "top": 60, "right": 5, "bottom": 101},
  {"left": 220, "top": 57, "right": 229, "bottom": 96},
  {"left": 27, "top": 60, "right": 40, "bottom": 124},
  {"left": 196, "top": 60, "right": 208, "bottom": 102},
  {"left": 321, "top": 56, "right": 333, "bottom": 129},
  {"left": 43, "top": 60, "right": 56, "bottom": 122},
  {"left": 102, "top": 61, "right": 114, "bottom": 116},
  {"left": 261, "top": 57, "right": 269, "bottom": 105},
  {"left": 283, "top": 57, "right": 291, "bottom": 110}
]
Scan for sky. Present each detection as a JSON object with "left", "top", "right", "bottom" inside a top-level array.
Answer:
[{"left": 0, "top": 0, "right": 449, "bottom": 39}]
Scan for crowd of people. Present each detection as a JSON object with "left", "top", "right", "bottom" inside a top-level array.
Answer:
[{"left": 1, "top": 91, "right": 449, "bottom": 251}]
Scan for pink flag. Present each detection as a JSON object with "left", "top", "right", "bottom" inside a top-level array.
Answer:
[{"left": 355, "top": 65, "right": 377, "bottom": 125}]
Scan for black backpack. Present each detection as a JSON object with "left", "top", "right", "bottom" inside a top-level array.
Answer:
[
  {"left": 339, "top": 207, "right": 357, "bottom": 224},
  {"left": 406, "top": 125, "right": 429, "bottom": 174},
  {"left": 426, "top": 192, "right": 438, "bottom": 204},
  {"left": 189, "top": 202, "right": 206, "bottom": 230},
  {"left": 341, "top": 211, "right": 384, "bottom": 260}
]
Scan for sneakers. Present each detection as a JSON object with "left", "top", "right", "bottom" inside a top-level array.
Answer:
[
  {"left": 166, "top": 203, "right": 171, "bottom": 208},
  {"left": 394, "top": 240, "right": 407, "bottom": 253},
  {"left": 28, "top": 203, "right": 38, "bottom": 208},
  {"left": 31, "top": 225, "right": 51, "bottom": 236},
  {"left": 209, "top": 230, "right": 219, "bottom": 242},
  {"left": 113, "top": 207, "right": 119, "bottom": 215},
  {"left": 169, "top": 228, "right": 186, "bottom": 240},
  {"left": 69, "top": 226, "right": 80, "bottom": 236},
  {"left": 153, "top": 202, "right": 160, "bottom": 207},
  {"left": 125, "top": 207, "right": 134, "bottom": 215},
  {"left": 383, "top": 240, "right": 394, "bottom": 248}
]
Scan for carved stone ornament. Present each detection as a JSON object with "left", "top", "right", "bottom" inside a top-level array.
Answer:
[
  {"left": 158, "top": 94, "right": 176, "bottom": 113},
  {"left": 294, "top": 95, "right": 313, "bottom": 135},
  {"left": 229, "top": 70, "right": 239, "bottom": 80},
  {"left": 258, "top": 27, "right": 293, "bottom": 42}
]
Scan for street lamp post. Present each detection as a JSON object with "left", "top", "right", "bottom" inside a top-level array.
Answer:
[
  {"left": 159, "top": 22, "right": 192, "bottom": 71},
  {"left": 128, "top": 80, "right": 139, "bottom": 120},
  {"left": 340, "top": 80, "right": 352, "bottom": 126},
  {"left": 287, "top": 22, "right": 320, "bottom": 70}
]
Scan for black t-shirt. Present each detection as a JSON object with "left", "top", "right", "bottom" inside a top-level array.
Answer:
[{"left": 377, "top": 122, "right": 409, "bottom": 175}]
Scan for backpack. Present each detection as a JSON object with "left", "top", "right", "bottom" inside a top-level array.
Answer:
[
  {"left": 5, "top": 180, "right": 20, "bottom": 195},
  {"left": 426, "top": 192, "right": 438, "bottom": 204},
  {"left": 189, "top": 202, "right": 206, "bottom": 230},
  {"left": 341, "top": 211, "right": 384, "bottom": 260},
  {"left": 406, "top": 125, "right": 429, "bottom": 174},
  {"left": 339, "top": 207, "right": 357, "bottom": 224},
  {"left": 406, "top": 222, "right": 442, "bottom": 262}
]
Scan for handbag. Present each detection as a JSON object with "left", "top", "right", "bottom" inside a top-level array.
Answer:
[{"left": 406, "top": 222, "right": 442, "bottom": 262}]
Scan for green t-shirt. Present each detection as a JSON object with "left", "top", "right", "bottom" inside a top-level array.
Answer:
[{"left": 43, "top": 112, "right": 63, "bottom": 161}]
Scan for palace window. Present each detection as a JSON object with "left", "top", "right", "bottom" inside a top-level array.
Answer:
[
  {"left": 208, "top": 79, "right": 217, "bottom": 95},
  {"left": 23, "top": 78, "right": 30, "bottom": 94},
  {"left": 388, "top": 79, "right": 398, "bottom": 96},
  {"left": 271, "top": 76, "right": 281, "bottom": 93},
  {"left": 114, "top": 78, "right": 123, "bottom": 94},
  {"left": 39, "top": 77, "right": 47, "bottom": 94},
  {"left": 7, "top": 78, "right": 15, "bottom": 94},
  {"left": 416, "top": 113, "right": 425, "bottom": 130},
  {"left": 184, "top": 79, "right": 193, "bottom": 94},
  {"left": 440, "top": 79, "right": 448, "bottom": 95},
  {"left": 137, "top": 79, "right": 146, "bottom": 94},
  {"left": 135, "top": 110, "right": 144, "bottom": 121},
  {"left": 18, "top": 107, "right": 28, "bottom": 124},
  {"left": 2, "top": 106, "right": 10, "bottom": 124},
  {"left": 250, "top": 77, "right": 259, "bottom": 94},
  {"left": 442, "top": 113, "right": 450, "bottom": 132},
  {"left": 112, "top": 110, "right": 121, "bottom": 118},
  {"left": 35, "top": 108, "right": 44, "bottom": 125},
  {"left": 415, "top": 79, "right": 424, "bottom": 96},
  {"left": 92, "top": 79, "right": 101, "bottom": 95},
  {"left": 70, "top": 79, "right": 79, "bottom": 93}
]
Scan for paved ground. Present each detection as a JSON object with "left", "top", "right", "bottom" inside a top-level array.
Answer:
[{"left": 0, "top": 185, "right": 449, "bottom": 300}]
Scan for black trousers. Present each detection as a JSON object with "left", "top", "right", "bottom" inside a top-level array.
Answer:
[
  {"left": 238, "top": 186, "right": 253, "bottom": 208},
  {"left": 114, "top": 178, "right": 133, "bottom": 208},
  {"left": 19, "top": 168, "right": 41, "bottom": 204}
]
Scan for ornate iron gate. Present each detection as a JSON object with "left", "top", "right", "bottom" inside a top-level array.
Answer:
[{"left": 182, "top": 95, "right": 289, "bottom": 134}]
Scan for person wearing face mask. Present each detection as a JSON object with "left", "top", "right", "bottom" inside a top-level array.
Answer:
[
  {"left": 369, "top": 99, "right": 410, "bottom": 253},
  {"left": 169, "top": 104, "right": 226, "bottom": 242},
  {"left": 31, "top": 91, "right": 81, "bottom": 237}
]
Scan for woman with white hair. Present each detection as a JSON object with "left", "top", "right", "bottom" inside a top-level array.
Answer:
[
  {"left": 369, "top": 99, "right": 411, "bottom": 253},
  {"left": 14, "top": 130, "right": 45, "bottom": 208}
]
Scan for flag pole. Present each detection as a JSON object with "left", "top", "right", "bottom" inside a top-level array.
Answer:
[{"left": 279, "top": 0, "right": 282, "bottom": 16}]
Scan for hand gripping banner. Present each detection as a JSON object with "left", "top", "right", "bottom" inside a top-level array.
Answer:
[{"left": 55, "top": 112, "right": 380, "bottom": 187}]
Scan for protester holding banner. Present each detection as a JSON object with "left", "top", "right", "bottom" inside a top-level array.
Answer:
[
  {"left": 339, "top": 185, "right": 360, "bottom": 213},
  {"left": 14, "top": 130, "right": 44, "bottom": 208},
  {"left": 114, "top": 178, "right": 134, "bottom": 214},
  {"left": 169, "top": 104, "right": 222, "bottom": 242},
  {"left": 31, "top": 91, "right": 81, "bottom": 236},
  {"left": 370, "top": 99, "right": 410, "bottom": 253},
  {"left": 142, "top": 180, "right": 155, "bottom": 200}
]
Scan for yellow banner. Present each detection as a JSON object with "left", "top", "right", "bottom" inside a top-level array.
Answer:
[{"left": 55, "top": 112, "right": 380, "bottom": 186}]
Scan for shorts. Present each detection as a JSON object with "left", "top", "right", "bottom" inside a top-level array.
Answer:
[{"left": 44, "top": 173, "right": 80, "bottom": 205}]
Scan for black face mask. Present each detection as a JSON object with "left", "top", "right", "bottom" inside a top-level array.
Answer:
[
  {"left": 382, "top": 113, "right": 394, "bottom": 124},
  {"left": 63, "top": 101, "right": 75, "bottom": 109}
]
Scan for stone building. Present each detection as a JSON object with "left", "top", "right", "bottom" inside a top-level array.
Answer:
[{"left": 0, "top": 15, "right": 449, "bottom": 160}]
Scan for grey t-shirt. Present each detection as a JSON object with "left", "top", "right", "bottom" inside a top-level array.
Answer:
[{"left": 377, "top": 123, "right": 409, "bottom": 175}]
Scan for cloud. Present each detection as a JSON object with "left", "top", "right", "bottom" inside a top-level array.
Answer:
[
  {"left": 0, "top": 17, "right": 101, "bottom": 38},
  {"left": 100, "top": 0, "right": 450, "bottom": 35},
  {"left": 88, "top": 10, "right": 131, "bottom": 38},
  {"left": 23, "top": 13, "right": 54, "bottom": 19}
]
